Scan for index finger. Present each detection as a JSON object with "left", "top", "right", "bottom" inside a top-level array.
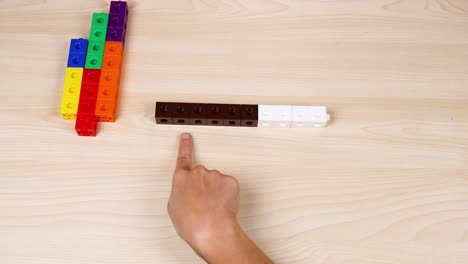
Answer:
[{"left": 176, "top": 133, "right": 193, "bottom": 171}]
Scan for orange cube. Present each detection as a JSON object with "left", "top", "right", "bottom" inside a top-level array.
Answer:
[
  {"left": 100, "top": 69, "right": 121, "bottom": 86},
  {"left": 102, "top": 55, "right": 123, "bottom": 70},
  {"left": 95, "top": 99, "right": 117, "bottom": 122},
  {"left": 104, "top": 41, "right": 123, "bottom": 56},
  {"left": 97, "top": 83, "right": 119, "bottom": 101}
]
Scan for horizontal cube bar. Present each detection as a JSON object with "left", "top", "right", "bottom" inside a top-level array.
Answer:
[
  {"left": 155, "top": 103, "right": 257, "bottom": 127},
  {"left": 155, "top": 102, "right": 330, "bottom": 128}
]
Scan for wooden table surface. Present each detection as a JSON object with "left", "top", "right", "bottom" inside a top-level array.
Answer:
[{"left": 1, "top": 0, "right": 468, "bottom": 263}]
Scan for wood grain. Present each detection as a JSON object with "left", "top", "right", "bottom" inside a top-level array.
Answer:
[{"left": 0, "top": 0, "right": 467, "bottom": 263}]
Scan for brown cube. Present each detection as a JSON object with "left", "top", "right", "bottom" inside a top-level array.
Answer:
[
  {"left": 172, "top": 103, "right": 191, "bottom": 125},
  {"left": 189, "top": 103, "right": 208, "bottom": 125},
  {"left": 155, "top": 102, "right": 174, "bottom": 124},
  {"left": 222, "top": 104, "right": 241, "bottom": 126},
  {"left": 206, "top": 104, "right": 224, "bottom": 126},
  {"left": 240, "top": 105, "right": 258, "bottom": 127}
]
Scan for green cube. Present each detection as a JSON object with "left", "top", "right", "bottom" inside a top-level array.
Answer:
[
  {"left": 85, "top": 52, "right": 103, "bottom": 69},
  {"left": 85, "top": 40, "right": 105, "bottom": 69},
  {"left": 91, "top": 13, "right": 109, "bottom": 28},
  {"left": 88, "top": 40, "right": 105, "bottom": 54},
  {"left": 89, "top": 14, "right": 109, "bottom": 42},
  {"left": 89, "top": 26, "right": 108, "bottom": 42}
]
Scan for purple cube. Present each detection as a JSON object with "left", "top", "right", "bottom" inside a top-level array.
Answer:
[
  {"left": 106, "top": 27, "right": 126, "bottom": 43},
  {"left": 110, "top": 1, "right": 128, "bottom": 15},
  {"left": 109, "top": 13, "right": 127, "bottom": 28}
]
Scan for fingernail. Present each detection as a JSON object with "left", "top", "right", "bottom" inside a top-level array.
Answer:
[{"left": 181, "top": 133, "right": 191, "bottom": 139}]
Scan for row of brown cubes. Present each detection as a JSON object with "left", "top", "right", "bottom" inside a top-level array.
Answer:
[{"left": 155, "top": 102, "right": 258, "bottom": 127}]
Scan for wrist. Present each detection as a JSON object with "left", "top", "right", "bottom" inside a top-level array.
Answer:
[
  {"left": 191, "top": 217, "right": 241, "bottom": 260},
  {"left": 193, "top": 219, "right": 272, "bottom": 264}
]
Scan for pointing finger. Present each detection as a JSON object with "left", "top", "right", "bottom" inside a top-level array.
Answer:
[{"left": 176, "top": 133, "right": 193, "bottom": 171}]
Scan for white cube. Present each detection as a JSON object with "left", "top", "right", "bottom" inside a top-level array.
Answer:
[
  {"left": 292, "top": 106, "right": 330, "bottom": 128},
  {"left": 258, "top": 105, "right": 293, "bottom": 128}
]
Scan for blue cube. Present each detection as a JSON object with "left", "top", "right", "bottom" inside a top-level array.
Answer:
[
  {"left": 67, "top": 52, "right": 87, "bottom": 68},
  {"left": 69, "top": 39, "right": 88, "bottom": 53}
]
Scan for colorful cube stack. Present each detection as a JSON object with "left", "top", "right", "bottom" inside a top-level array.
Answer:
[{"left": 60, "top": 1, "right": 128, "bottom": 136}]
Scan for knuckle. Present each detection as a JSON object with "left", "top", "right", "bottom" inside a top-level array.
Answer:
[
  {"left": 193, "top": 165, "right": 207, "bottom": 173},
  {"left": 209, "top": 169, "right": 221, "bottom": 175},
  {"left": 177, "top": 155, "right": 190, "bottom": 163},
  {"left": 224, "top": 175, "right": 240, "bottom": 189}
]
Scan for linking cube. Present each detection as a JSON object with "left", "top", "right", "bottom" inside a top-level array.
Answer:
[
  {"left": 292, "top": 106, "right": 330, "bottom": 128},
  {"left": 75, "top": 114, "right": 97, "bottom": 136},
  {"left": 86, "top": 13, "right": 109, "bottom": 69},
  {"left": 61, "top": 1, "right": 128, "bottom": 135},
  {"left": 95, "top": 42, "right": 123, "bottom": 122},
  {"left": 155, "top": 103, "right": 258, "bottom": 127},
  {"left": 67, "top": 39, "right": 88, "bottom": 68},
  {"left": 64, "top": 68, "right": 84, "bottom": 84},
  {"left": 189, "top": 104, "right": 207, "bottom": 125},
  {"left": 95, "top": 99, "right": 117, "bottom": 122},
  {"left": 61, "top": 67, "right": 84, "bottom": 120},
  {"left": 106, "top": 1, "right": 128, "bottom": 43},
  {"left": 61, "top": 96, "right": 80, "bottom": 120},
  {"left": 258, "top": 105, "right": 293, "bottom": 128},
  {"left": 240, "top": 105, "right": 258, "bottom": 127},
  {"left": 110, "top": 1, "right": 128, "bottom": 15},
  {"left": 154, "top": 102, "right": 330, "bottom": 128}
]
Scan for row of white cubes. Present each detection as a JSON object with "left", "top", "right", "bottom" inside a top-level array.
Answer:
[{"left": 258, "top": 105, "right": 330, "bottom": 128}]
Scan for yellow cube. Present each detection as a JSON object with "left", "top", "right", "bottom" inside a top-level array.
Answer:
[
  {"left": 61, "top": 95, "right": 80, "bottom": 120},
  {"left": 62, "top": 81, "right": 81, "bottom": 98},
  {"left": 61, "top": 68, "right": 83, "bottom": 120},
  {"left": 64, "top": 68, "right": 84, "bottom": 85}
]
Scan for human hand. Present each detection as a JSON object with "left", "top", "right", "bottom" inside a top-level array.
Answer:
[{"left": 167, "top": 133, "right": 274, "bottom": 264}]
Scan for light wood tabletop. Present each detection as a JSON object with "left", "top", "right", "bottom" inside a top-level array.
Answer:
[{"left": 1, "top": 0, "right": 468, "bottom": 263}]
